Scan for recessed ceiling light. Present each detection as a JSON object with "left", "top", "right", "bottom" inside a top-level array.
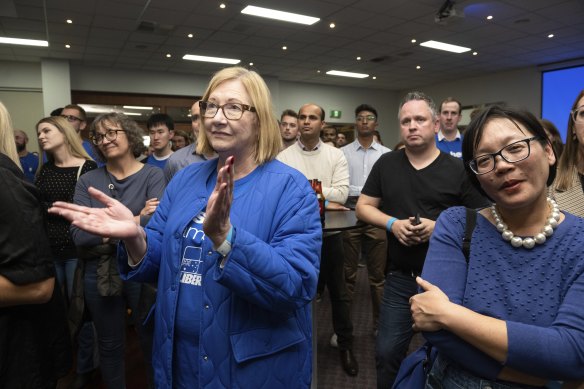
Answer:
[
  {"left": 219, "top": 3, "right": 226, "bottom": 9},
  {"left": 548, "top": 33, "right": 554, "bottom": 38},
  {"left": 329, "top": 22, "right": 336, "bottom": 28},
  {"left": 0, "top": 36, "right": 49, "bottom": 47},
  {"left": 326, "top": 70, "right": 369, "bottom": 79},
  {"left": 486, "top": 15, "right": 493, "bottom": 20},
  {"left": 182, "top": 54, "right": 240, "bottom": 64},
  {"left": 411, "top": 39, "right": 417, "bottom": 43},
  {"left": 241, "top": 5, "right": 320, "bottom": 25},
  {"left": 187, "top": 33, "right": 193, "bottom": 38},
  {"left": 123, "top": 105, "right": 153, "bottom": 110},
  {"left": 317, "top": 70, "right": 321, "bottom": 73},
  {"left": 249, "top": 62, "right": 254, "bottom": 66},
  {"left": 416, "top": 65, "right": 421, "bottom": 70},
  {"left": 282, "top": 46, "right": 287, "bottom": 50},
  {"left": 472, "top": 51, "right": 478, "bottom": 56},
  {"left": 65, "top": 44, "right": 71, "bottom": 48},
  {"left": 166, "top": 53, "right": 171, "bottom": 58},
  {"left": 420, "top": 40, "right": 470, "bottom": 53},
  {"left": 66, "top": 19, "right": 73, "bottom": 24},
  {"left": 356, "top": 56, "right": 361, "bottom": 61},
  {"left": 372, "top": 76, "right": 377, "bottom": 80}
]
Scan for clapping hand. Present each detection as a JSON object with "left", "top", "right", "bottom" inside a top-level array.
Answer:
[
  {"left": 49, "top": 186, "right": 139, "bottom": 240},
  {"left": 203, "top": 156, "right": 234, "bottom": 247}
]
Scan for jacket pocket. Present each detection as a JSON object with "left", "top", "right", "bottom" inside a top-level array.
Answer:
[{"left": 230, "top": 315, "right": 306, "bottom": 363}]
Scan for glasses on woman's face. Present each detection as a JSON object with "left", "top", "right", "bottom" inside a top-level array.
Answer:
[
  {"left": 91, "top": 129, "right": 125, "bottom": 145},
  {"left": 469, "top": 136, "right": 540, "bottom": 175},
  {"left": 199, "top": 101, "right": 256, "bottom": 120},
  {"left": 571, "top": 107, "right": 584, "bottom": 125}
]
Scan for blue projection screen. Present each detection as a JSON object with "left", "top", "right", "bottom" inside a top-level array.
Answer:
[{"left": 542, "top": 65, "right": 584, "bottom": 142}]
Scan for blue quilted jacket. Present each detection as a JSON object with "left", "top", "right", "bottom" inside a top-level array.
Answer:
[{"left": 118, "top": 159, "right": 322, "bottom": 388}]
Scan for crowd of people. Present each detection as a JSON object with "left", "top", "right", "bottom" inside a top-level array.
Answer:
[{"left": 1, "top": 67, "right": 583, "bottom": 389}]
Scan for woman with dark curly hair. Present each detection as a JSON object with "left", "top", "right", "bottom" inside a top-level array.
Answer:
[{"left": 69, "top": 112, "right": 166, "bottom": 388}]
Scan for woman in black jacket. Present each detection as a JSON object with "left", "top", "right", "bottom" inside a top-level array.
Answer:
[{"left": 0, "top": 101, "right": 71, "bottom": 388}]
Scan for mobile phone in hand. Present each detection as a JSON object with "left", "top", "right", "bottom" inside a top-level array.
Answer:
[{"left": 413, "top": 213, "right": 421, "bottom": 225}]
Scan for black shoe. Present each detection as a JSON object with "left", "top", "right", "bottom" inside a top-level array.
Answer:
[
  {"left": 339, "top": 349, "right": 359, "bottom": 376},
  {"left": 69, "top": 370, "right": 94, "bottom": 389}
]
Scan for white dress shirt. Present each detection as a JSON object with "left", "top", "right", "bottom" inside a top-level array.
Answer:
[{"left": 342, "top": 139, "right": 391, "bottom": 197}]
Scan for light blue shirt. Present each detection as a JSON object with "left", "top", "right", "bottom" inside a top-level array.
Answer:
[{"left": 342, "top": 139, "right": 391, "bottom": 196}]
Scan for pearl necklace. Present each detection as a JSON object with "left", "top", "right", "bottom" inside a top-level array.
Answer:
[{"left": 490, "top": 197, "right": 560, "bottom": 249}]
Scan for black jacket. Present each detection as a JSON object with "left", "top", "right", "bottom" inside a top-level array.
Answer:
[{"left": 0, "top": 153, "right": 71, "bottom": 387}]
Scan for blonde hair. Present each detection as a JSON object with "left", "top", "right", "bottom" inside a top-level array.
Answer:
[
  {"left": 196, "top": 67, "right": 282, "bottom": 164},
  {"left": 35, "top": 116, "right": 92, "bottom": 174},
  {"left": 0, "top": 101, "right": 22, "bottom": 170},
  {"left": 554, "top": 89, "right": 584, "bottom": 191}
]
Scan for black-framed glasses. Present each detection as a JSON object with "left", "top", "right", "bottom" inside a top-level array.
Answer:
[
  {"left": 571, "top": 107, "right": 584, "bottom": 124},
  {"left": 91, "top": 129, "right": 126, "bottom": 145},
  {"left": 469, "top": 136, "right": 540, "bottom": 175},
  {"left": 356, "top": 114, "right": 376, "bottom": 122},
  {"left": 199, "top": 101, "right": 256, "bottom": 120},
  {"left": 61, "top": 114, "right": 83, "bottom": 123}
]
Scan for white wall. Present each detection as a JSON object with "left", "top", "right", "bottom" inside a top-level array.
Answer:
[
  {"left": 70, "top": 65, "right": 211, "bottom": 97},
  {"left": 277, "top": 80, "right": 399, "bottom": 145},
  {"left": 0, "top": 60, "right": 545, "bottom": 150},
  {"left": 0, "top": 61, "right": 42, "bottom": 90},
  {"left": 401, "top": 67, "right": 542, "bottom": 115},
  {"left": 68, "top": 65, "right": 401, "bottom": 143},
  {"left": 0, "top": 90, "right": 44, "bottom": 154}
]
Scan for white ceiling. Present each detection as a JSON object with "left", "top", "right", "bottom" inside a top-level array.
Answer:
[{"left": 1, "top": 0, "right": 583, "bottom": 91}]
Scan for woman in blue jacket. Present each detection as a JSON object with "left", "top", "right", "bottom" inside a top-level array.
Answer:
[{"left": 50, "top": 67, "right": 322, "bottom": 388}]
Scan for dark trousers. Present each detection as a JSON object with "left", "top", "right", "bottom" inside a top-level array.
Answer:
[
  {"left": 84, "top": 260, "right": 127, "bottom": 389},
  {"left": 320, "top": 233, "right": 353, "bottom": 350},
  {"left": 375, "top": 271, "right": 418, "bottom": 389},
  {"left": 84, "top": 260, "right": 155, "bottom": 389}
]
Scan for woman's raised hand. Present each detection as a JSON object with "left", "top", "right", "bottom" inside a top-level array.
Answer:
[
  {"left": 49, "top": 186, "right": 140, "bottom": 240},
  {"left": 203, "top": 155, "right": 234, "bottom": 247}
]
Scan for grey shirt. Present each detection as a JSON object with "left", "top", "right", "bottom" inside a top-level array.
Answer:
[
  {"left": 72, "top": 164, "right": 166, "bottom": 246},
  {"left": 163, "top": 143, "right": 214, "bottom": 183}
]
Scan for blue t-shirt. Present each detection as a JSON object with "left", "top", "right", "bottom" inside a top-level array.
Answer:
[
  {"left": 172, "top": 168, "right": 259, "bottom": 387},
  {"left": 19, "top": 152, "right": 39, "bottom": 183},
  {"left": 146, "top": 154, "right": 171, "bottom": 169},
  {"left": 435, "top": 134, "right": 463, "bottom": 158},
  {"left": 174, "top": 210, "right": 206, "bottom": 388},
  {"left": 82, "top": 139, "right": 104, "bottom": 167}
]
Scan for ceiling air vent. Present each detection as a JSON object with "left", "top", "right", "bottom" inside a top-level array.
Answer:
[
  {"left": 137, "top": 20, "right": 174, "bottom": 35},
  {"left": 369, "top": 55, "right": 391, "bottom": 63}
]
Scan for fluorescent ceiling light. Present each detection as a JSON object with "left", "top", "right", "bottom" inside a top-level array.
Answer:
[
  {"left": 241, "top": 5, "right": 319, "bottom": 25},
  {"left": 326, "top": 70, "right": 369, "bottom": 79},
  {"left": 0, "top": 36, "right": 48, "bottom": 47},
  {"left": 78, "top": 105, "right": 112, "bottom": 114},
  {"left": 124, "top": 112, "right": 142, "bottom": 116},
  {"left": 183, "top": 54, "right": 240, "bottom": 65},
  {"left": 420, "top": 40, "right": 470, "bottom": 53},
  {"left": 123, "top": 105, "right": 153, "bottom": 110}
]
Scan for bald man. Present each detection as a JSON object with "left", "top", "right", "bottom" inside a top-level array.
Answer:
[{"left": 14, "top": 130, "right": 39, "bottom": 183}]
